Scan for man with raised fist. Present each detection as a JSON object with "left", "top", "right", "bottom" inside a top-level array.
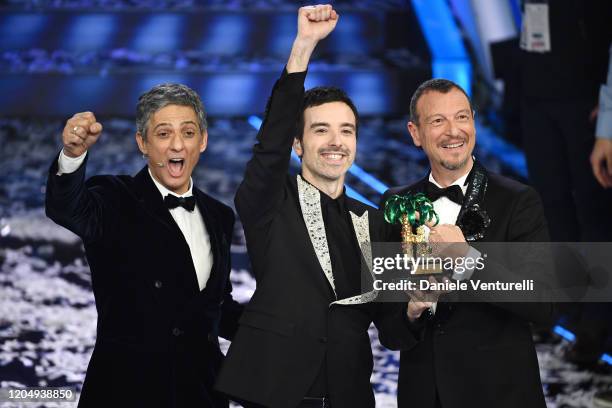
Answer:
[
  {"left": 215, "top": 5, "right": 407, "bottom": 408},
  {"left": 45, "top": 85, "right": 242, "bottom": 407}
]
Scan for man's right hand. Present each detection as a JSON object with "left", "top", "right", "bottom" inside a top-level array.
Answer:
[
  {"left": 407, "top": 296, "right": 434, "bottom": 322},
  {"left": 406, "top": 276, "right": 452, "bottom": 322},
  {"left": 62, "top": 112, "right": 103, "bottom": 158},
  {"left": 590, "top": 138, "right": 612, "bottom": 188},
  {"left": 287, "top": 4, "right": 339, "bottom": 73},
  {"left": 297, "top": 4, "right": 338, "bottom": 44}
]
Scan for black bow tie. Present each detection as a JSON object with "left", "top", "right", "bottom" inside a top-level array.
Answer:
[
  {"left": 425, "top": 182, "right": 464, "bottom": 205},
  {"left": 164, "top": 194, "right": 196, "bottom": 211}
]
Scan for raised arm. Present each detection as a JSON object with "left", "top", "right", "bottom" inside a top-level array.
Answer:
[
  {"left": 235, "top": 5, "right": 338, "bottom": 227},
  {"left": 45, "top": 112, "right": 116, "bottom": 244}
]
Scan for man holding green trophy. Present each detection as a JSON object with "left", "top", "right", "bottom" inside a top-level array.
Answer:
[{"left": 379, "top": 78, "right": 553, "bottom": 408}]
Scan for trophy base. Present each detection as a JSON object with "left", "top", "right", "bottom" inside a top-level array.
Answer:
[{"left": 411, "top": 265, "right": 445, "bottom": 275}]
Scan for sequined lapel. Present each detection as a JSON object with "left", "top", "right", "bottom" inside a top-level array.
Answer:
[
  {"left": 456, "top": 161, "right": 491, "bottom": 241},
  {"left": 330, "top": 211, "right": 378, "bottom": 306},
  {"left": 349, "top": 211, "right": 372, "bottom": 272},
  {"left": 297, "top": 175, "right": 337, "bottom": 297}
]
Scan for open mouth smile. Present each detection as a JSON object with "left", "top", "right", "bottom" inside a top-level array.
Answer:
[
  {"left": 320, "top": 152, "right": 348, "bottom": 165},
  {"left": 167, "top": 158, "right": 185, "bottom": 176},
  {"left": 441, "top": 141, "right": 465, "bottom": 149}
]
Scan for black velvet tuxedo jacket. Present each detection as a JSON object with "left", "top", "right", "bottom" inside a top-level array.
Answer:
[
  {"left": 379, "top": 169, "right": 554, "bottom": 408},
  {"left": 45, "top": 156, "right": 242, "bottom": 408},
  {"left": 215, "top": 70, "right": 409, "bottom": 408}
]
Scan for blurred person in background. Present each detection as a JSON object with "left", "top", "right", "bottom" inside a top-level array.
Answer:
[
  {"left": 518, "top": 0, "right": 612, "bottom": 374},
  {"left": 590, "top": 42, "right": 612, "bottom": 408},
  {"left": 591, "top": 43, "right": 612, "bottom": 190},
  {"left": 518, "top": 0, "right": 612, "bottom": 242}
]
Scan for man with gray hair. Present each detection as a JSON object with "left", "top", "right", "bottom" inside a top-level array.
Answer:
[{"left": 45, "top": 83, "right": 242, "bottom": 407}]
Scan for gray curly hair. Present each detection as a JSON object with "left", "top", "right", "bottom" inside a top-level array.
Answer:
[{"left": 136, "top": 83, "right": 207, "bottom": 140}]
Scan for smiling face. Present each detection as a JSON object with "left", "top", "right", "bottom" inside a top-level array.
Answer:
[
  {"left": 408, "top": 88, "right": 475, "bottom": 178},
  {"left": 293, "top": 101, "right": 357, "bottom": 185},
  {"left": 136, "top": 104, "right": 207, "bottom": 194}
]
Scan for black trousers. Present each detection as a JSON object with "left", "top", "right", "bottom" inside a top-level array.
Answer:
[{"left": 521, "top": 97, "right": 612, "bottom": 242}]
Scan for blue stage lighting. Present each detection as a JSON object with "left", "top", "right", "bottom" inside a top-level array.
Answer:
[
  {"left": 131, "top": 15, "right": 183, "bottom": 53},
  {"left": 0, "top": 14, "right": 47, "bottom": 50},
  {"left": 201, "top": 15, "right": 250, "bottom": 55},
  {"left": 348, "top": 165, "right": 388, "bottom": 195},
  {"left": 247, "top": 115, "right": 263, "bottom": 129},
  {"left": 347, "top": 74, "right": 388, "bottom": 114},
  {"left": 65, "top": 14, "right": 116, "bottom": 52},
  {"left": 202, "top": 75, "right": 258, "bottom": 115},
  {"left": 554, "top": 325, "right": 576, "bottom": 342},
  {"left": 345, "top": 186, "right": 377, "bottom": 207},
  {"left": 411, "top": 0, "right": 472, "bottom": 95}
]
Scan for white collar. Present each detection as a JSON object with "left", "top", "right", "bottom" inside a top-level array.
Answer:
[
  {"left": 428, "top": 171, "right": 470, "bottom": 193},
  {"left": 148, "top": 167, "right": 193, "bottom": 198}
]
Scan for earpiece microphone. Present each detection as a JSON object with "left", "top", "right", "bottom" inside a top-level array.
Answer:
[{"left": 156, "top": 162, "right": 165, "bottom": 167}]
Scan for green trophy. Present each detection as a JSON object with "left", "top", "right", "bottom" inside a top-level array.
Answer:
[{"left": 384, "top": 193, "right": 443, "bottom": 275}]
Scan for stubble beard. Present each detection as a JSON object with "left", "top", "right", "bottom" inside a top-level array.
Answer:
[{"left": 440, "top": 155, "right": 469, "bottom": 171}]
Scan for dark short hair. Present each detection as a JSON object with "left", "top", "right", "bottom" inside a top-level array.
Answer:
[
  {"left": 136, "top": 83, "right": 207, "bottom": 140},
  {"left": 409, "top": 79, "right": 474, "bottom": 125},
  {"left": 296, "top": 86, "right": 359, "bottom": 141}
]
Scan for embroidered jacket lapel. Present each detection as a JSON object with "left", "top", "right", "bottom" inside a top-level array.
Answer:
[
  {"left": 297, "top": 175, "right": 337, "bottom": 297},
  {"left": 349, "top": 210, "right": 372, "bottom": 275},
  {"left": 297, "top": 175, "right": 378, "bottom": 306},
  {"left": 331, "top": 210, "right": 378, "bottom": 306}
]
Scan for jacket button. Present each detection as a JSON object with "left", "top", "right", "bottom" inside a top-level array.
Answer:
[
  {"left": 154, "top": 280, "right": 162, "bottom": 289},
  {"left": 319, "top": 337, "right": 327, "bottom": 343},
  {"left": 172, "top": 328, "right": 182, "bottom": 336}
]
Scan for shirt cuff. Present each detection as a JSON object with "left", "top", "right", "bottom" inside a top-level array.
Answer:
[
  {"left": 595, "top": 113, "right": 612, "bottom": 140},
  {"left": 596, "top": 84, "right": 612, "bottom": 139},
  {"left": 57, "top": 149, "right": 87, "bottom": 175},
  {"left": 451, "top": 246, "right": 481, "bottom": 281}
]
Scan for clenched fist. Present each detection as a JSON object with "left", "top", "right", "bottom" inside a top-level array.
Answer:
[
  {"left": 297, "top": 4, "right": 338, "bottom": 43},
  {"left": 62, "top": 111, "right": 103, "bottom": 158},
  {"left": 287, "top": 4, "right": 339, "bottom": 73}
]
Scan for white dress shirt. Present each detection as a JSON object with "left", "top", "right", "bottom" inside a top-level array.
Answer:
[
  {"left": 425, "top": 172, "right": 468, "bottom": 237},
  {"left": 425, "top": 170, "right": 481, "bottom": 312},
  {"left": 58, "top": 150, "right": 213, "bottom": 290}
]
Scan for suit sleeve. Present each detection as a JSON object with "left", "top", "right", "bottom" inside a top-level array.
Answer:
[
  {"left": 466, "top": 187, "right": 556, "bottom": 325},
  {"left": 234, "top": 69, "right": 307, "bottom": 228},
  {"left": 380, "top": 189, "right": 392, "bottom": 210},
  {"left": 374, "top": 302, "right": 429, "bottom": 351},
  {"left": 219, "top": 207, "right": 243, "bottom": 340},
  {"left": 45, "top": 152, "right": 118, "bottom": 244},
  {"left": 495, "top": 186, "right": 555, "bottom": 325}
]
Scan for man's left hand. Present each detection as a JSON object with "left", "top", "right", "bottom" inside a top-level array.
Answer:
[{"left": 428, "top": 224, "right": 469, "bottom": 258}]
